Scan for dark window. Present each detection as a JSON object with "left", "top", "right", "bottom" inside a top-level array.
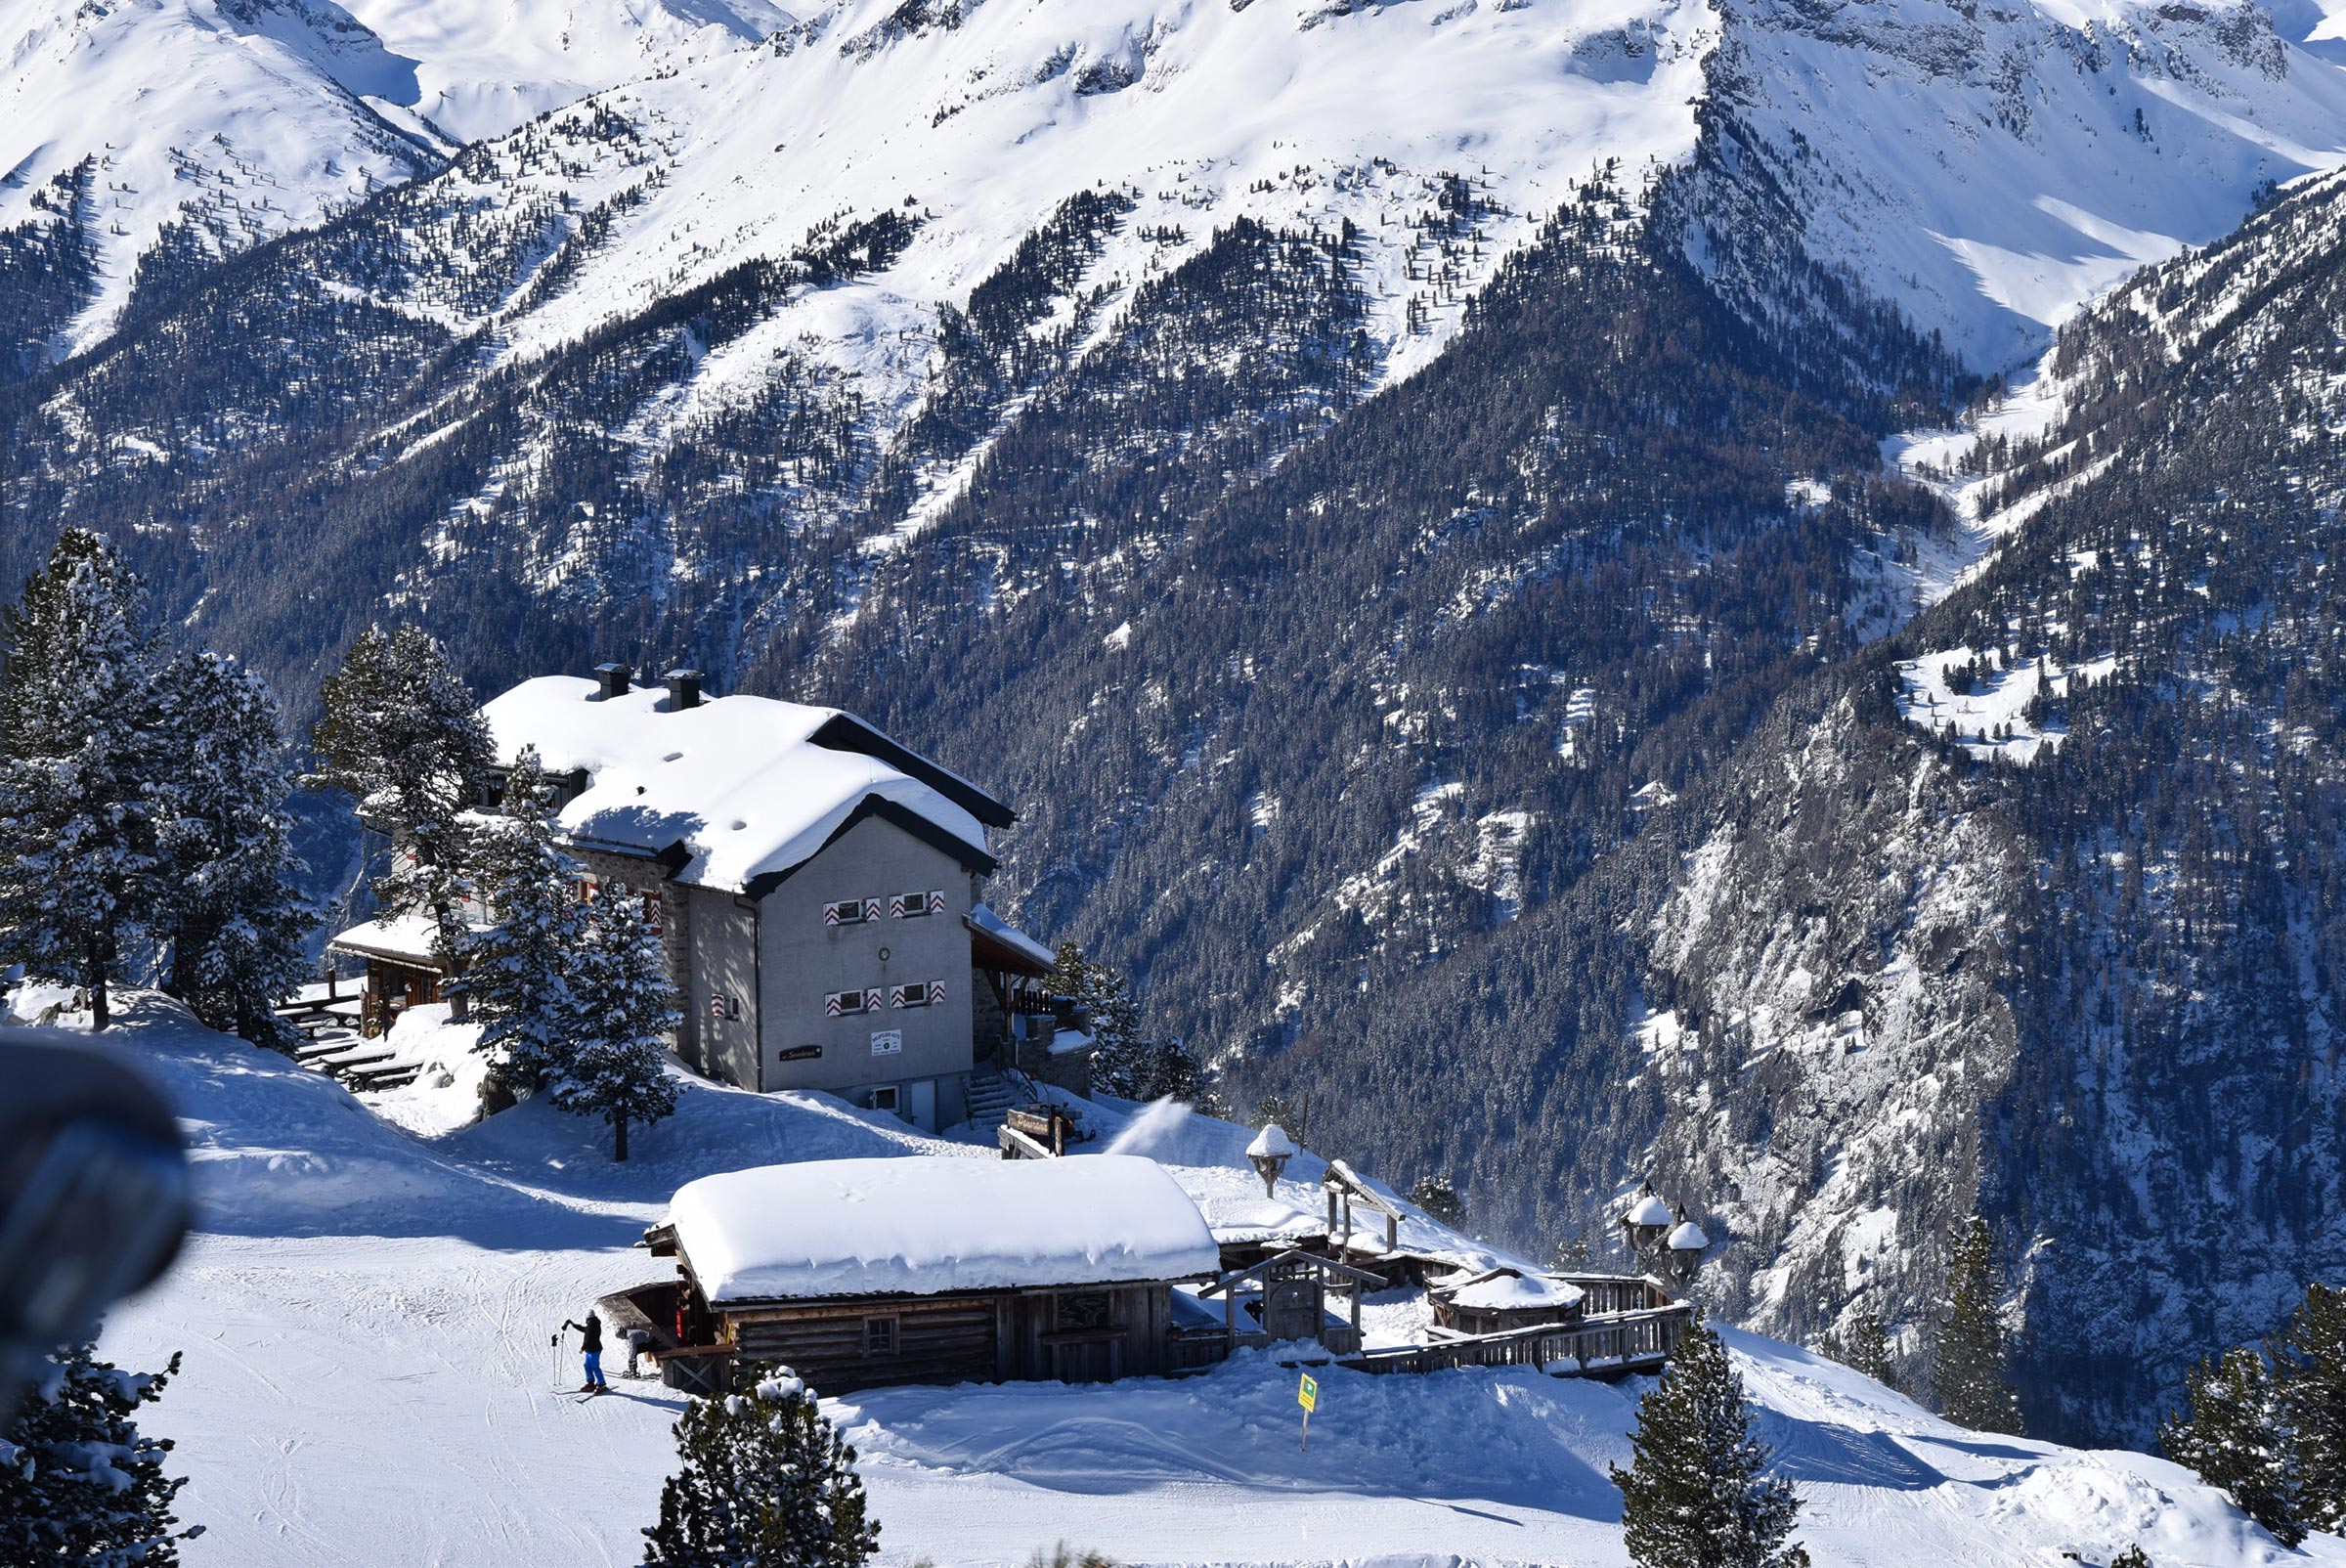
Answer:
[
  {"left": 863, "top": 1317, "right": 897, "bottom": 1356},
  {"left": 1055, "top": 1291, "right": 1111, "bottom": 1331}
]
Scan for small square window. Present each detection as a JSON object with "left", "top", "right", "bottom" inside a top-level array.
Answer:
[{"left": 864, "top": 1317, "right": 897, "bottom": 1356}]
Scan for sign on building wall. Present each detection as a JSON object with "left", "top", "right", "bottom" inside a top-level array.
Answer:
[
  {"left": 869, "top": 1029, "right": 903, "bottom": 1057},
  {"left": 776, "top": 1043, "right": 821, "bottom": 1063}
]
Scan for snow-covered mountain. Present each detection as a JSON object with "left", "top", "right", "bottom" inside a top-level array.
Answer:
[
  {"left": 10, "top": 0, "right": 2346, "bottom": 1459},
  {"left": 0, "top": 0, "right": 786, "bottom": 354}
]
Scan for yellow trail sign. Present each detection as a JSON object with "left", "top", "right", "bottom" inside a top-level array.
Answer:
[{"left": 1297, "top": 1372, "right": 1319, "bottom": 1450}]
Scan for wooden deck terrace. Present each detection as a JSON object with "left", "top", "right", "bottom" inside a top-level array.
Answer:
[{"left": 1343, "top": 1300, "right": 1692, "bottom": 1379}]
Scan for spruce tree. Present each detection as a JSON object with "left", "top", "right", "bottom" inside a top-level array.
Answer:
[
  {"left": 1610, "top": 1317, "right": 1807, "bottom": 1568},
  {"left": 0, "top": 530, "right": 164, "bottom": 1030},
  {"left": 2157, "top": 1345, "right": 2303, "bottom": 1546},
  {"left": 308, "top": 624, "right": 494, "bottom": 964},
  {"left": 463, "top": 751, "right": 587, "bottom": 1092},
  {"left": 2108, "top": 1547, "right": 2151, "bottom": 1568},
  {"left": 1822, "top": 1308, "right": 1899, "bottom": 1389},
  {"left": 548, "top": 890, "right": 679, "bottom": 1161},
  {"left": 1930, "top": 1216, "right": 2023, "bottom": 1434},
  {"left": 2278, "top": 1281, "right": 2346, "bottom": 1533},
  {"left": 1412, "top": 1172, "right": 1464, "bottom": 1226},
  {"left": 0, "top": 1339, "right": 200, "bottom": 1566},
  {"left": 152, "top": 651, "right": 315, "bottom": 1046},
  {"left": 642, "top": 1367, "right": 880, "bottom": 1568}
]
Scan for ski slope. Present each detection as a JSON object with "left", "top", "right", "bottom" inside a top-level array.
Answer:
[{"left": 48, "top": 993, "right": 2331, "bottom": 1566}]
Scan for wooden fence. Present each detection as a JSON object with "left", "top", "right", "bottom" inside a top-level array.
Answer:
[{"left": 1343, "top": 1303, "right": 1692, "bottom": 1378}]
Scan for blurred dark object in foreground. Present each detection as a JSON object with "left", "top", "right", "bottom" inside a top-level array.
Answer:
[{"left": 0, "top": 1033, "right": 190, "bottom": 1416}]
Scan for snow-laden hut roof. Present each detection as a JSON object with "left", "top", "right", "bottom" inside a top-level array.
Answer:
[
  {"left": 479, "top": 676, "right": 1012, "bottom": 894},
  {"left": 1449, "top": 1272, "right": 1586, "bottom": 1313},
  {"left": 1624, "top": 1194, "right": 1673, "bottom": 1227},
  {"left": 1668, "top": 1219, "right": 1710, "bottom": 1251},
  {"left": 1246, "top": 1124, "right": 1296, "bottom": 1159},
  {"left": 667, "top": 1154, "right": 1220, "bottom": 1305},
  {"left": 965, "top": 903, "right": 1055, "bottom": 976},
  {"left": 327, "top": 914, "right": 452, "bottom": 970}
]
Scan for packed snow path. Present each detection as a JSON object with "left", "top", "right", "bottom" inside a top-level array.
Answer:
[{"left": 59, "top": 994, "right": 2336, "bottom": 1567}]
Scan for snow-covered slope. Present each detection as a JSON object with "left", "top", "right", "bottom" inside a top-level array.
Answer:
[
  {"left": 1688, "top": 0, "right": 2346, "bottom": 369},
  {"left": 0, "top": 0, "right": 787, "bottom": 355},
  {"left": 72, "top": 993, "right": 2339, "bottom": 1565}
]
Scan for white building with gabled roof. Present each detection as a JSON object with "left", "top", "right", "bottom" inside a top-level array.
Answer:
[{"left": 464, "top": 664, "right": 1062, "bottom": 1130}]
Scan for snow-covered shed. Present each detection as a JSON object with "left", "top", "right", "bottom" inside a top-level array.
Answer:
[
  {"left": 473, "top": 666, "right": 1063, "bottom": 1129},
  {"left": 632, "top": 1155, "right": 1224, "bottom": 1393},
  {"left": 326, "top": 914, "right": 458, "bottom": 1036}
]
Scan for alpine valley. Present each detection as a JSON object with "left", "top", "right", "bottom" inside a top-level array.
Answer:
[{"left": 8, "top": 0, "right": 2346, "bottom": 1458}]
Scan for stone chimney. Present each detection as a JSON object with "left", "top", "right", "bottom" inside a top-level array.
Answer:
[
  {"left": 664, "top": 669, "right": 705, "bottom": 712},
  {"left": 593, "top": 663, "right": 632, "bottom": 701}
]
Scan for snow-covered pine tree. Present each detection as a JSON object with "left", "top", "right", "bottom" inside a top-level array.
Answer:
[
  {"left": 0, "top": 1339, "right": 200, "bottom": 1566},
  {"left": 0, "top": 529, "right": 165, "bottom": 1030},
  {"left": 2108, "top": 1547, "right": 2151, "bottom": 1568},
  {"left": 548, "top": 888, "right": 679, "bottom": 1161},
  {"left": 2156, "top": 1345, "right": 2303, "bottom": 1546},
  {"left": 152, "top": 651, "right": 315, "bottom": 1046},
  {"left": 1929, "top": 1216, "right": 2023, "bottom": 1434},
  {"left": 2279, "top": 1282, "right": 2346, "bottom": 1533},
  {"left": 463, "top": 751, "right": 587, "bottom": 1093},
  {"left": 308, "top": 624, "right": 494, "bottom": 965},
  {"left": 641, "top": 1367, "right": 880, "bottom": 1568},
  {"left": 1609, "top": 1317, "right": 1807, "bottom": 1568},
  {"left": 1822, "top": 1308, "right": 1899, "bottom": 1389},
  {"left": 1048, "top": 939, "right": 1145, "bottom": 1095},
  {"left": 1412, "top": 1172, "right": 1464, "bottom": 1226}
]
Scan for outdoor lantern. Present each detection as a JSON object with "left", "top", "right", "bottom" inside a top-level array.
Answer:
[
  {"left": 1246, "top": 1122, "right": 1297, "bottom": 1198},
  {"left": 1665, "top": 1203, "right": 1711, "bottom": 1287},
  {"left": 1618, "top": 1180, "right": 1673, "bottom": 1265}
]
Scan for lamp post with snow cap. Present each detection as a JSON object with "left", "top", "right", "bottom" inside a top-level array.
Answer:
[
  {"left": 1665, "top": 1203, "right": 1711, "bottom": 1290},
  {"left": 1246, "top": 1122, "right": 1297, "bottom": 1198},
  {"left": 1618, "top": 1180, "right": 1673, "bottom": 1269}
]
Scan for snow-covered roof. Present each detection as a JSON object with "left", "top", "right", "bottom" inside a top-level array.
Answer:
[
  {"left": 965, "top": 904, "right": 1055, "bottom": 972},
  {"left": 1246, "top": 1124, "right": 1296, "bottom": 1160},
  {"left": 480, "top": 676, "right": 1010, "bottom": 894},
  {"left": 667, "top": 1154, "right": 1220, "bottom": 1304},
  {"left": 1668, "top": 1220, "right": 1710, "bottom": 1252},
  {"left": 1448, "top": 1272, "right": 1586, "bottom": 1313},
  {"left": 1624, "top": 1194, "right": 1673, "bottom": 1227},
  {"left": 327, "top": 914, "right": 451, "bottom": 970}
]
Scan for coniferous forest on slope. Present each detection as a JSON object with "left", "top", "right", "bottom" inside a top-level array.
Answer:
[{"left": 0, "top": 24, "right": 2341, "bottom": 1452}]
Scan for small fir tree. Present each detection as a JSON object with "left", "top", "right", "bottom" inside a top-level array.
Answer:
[
  {"left": 2157, "top": 1345, "right": 2303, "bottom": 1547},
  {"left": 1412, "top": 1172, "right": 1464, "bottom": 1227},
  {"left": 1046, "top": 939, "right": 1210, "bottom": 1104},
  {"left": 1822, "top": 1308, "right": 1900, "bottom": 1390},
  {"left": 308, "top": 624, "right": 494, "bottom": 964},
  {"left": 1930, "top": 1216, "right": 2023, "bottom": 1434},
  {"left": 0, "top": 530, "right": 165, "bottom": 1029},
  {"left": 1253, "top": 1093, "right": 1311, "bottom": 1149},
  {"left": 549, "top": 890, "right": 680, "bottom": 1161},
  {"left": 152, "top": 651, "right": 315, "bottom": 1046},
  {"left": 2108, "top": 1547, "right": 2152, "bottom": 1568},
  {"left": 642, "top": 1367, "right": 880, "bottom": 1568},
  {"left": 2278, "top": 1281, "right": 2346, "bottom": 1533},
  {"left": 1610, "top": 1317, "right": 1807, "bottom": 1568},
  {"left": 0, "top": 1339, "right": 200, "bottom": 1567},
  {"left": 463, "top": 751, "right": 588, "bottom": 1092}
]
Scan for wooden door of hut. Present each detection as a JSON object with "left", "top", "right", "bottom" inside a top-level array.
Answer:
[{"left": 1262, "top": 1256, "right": 1324, "bottom": 1342}]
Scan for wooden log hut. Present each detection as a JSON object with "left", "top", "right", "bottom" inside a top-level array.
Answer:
[{"left": 625, "top": 1154, "right": 1223, "bottom": 1396}]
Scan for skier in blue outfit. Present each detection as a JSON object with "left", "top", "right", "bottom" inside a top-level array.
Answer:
[{"left": 560, "top": 1312, "right": 608, "bottom": 1392}]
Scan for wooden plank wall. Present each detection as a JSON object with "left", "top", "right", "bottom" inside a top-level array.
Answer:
[{"left": 721, "top": 1284, "right": 1178, "bottom": 1394}]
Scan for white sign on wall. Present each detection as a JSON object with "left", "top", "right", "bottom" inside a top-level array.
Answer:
[{"left": 869, "top": 1029, "right": 903, "bottom": 1057}]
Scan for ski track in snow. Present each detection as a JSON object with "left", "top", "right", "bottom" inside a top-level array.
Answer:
[{"left": 55, "top": 993, "right": 2337, "bottom": 1567}]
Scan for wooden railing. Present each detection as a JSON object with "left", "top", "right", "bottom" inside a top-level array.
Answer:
[{"left": 1343, "top": 1303, "right": 1692, "bottom": 1377}]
